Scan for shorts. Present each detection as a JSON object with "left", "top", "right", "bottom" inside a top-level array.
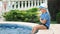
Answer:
[{"left": 40, "top": 23, "right": 49, "bottom": 29}]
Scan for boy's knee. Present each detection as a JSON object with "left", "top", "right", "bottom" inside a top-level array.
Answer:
[{"left": 33, "top": 27, "right": 38, "bottom": 30}]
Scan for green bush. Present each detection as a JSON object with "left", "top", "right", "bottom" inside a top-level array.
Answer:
[
  {"left": 56, "top": 12, "right": 60, "bottom": 23},
  {"left": 3, "top": 8, "right": 40, "bottom": 23}
]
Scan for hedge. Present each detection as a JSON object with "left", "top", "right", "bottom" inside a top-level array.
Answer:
[
  {"left": 3, "top": 8, "right": 41, "bottom": 23},
  {"left": 56, "top": 12, "right": 60, "bottom": 23}
]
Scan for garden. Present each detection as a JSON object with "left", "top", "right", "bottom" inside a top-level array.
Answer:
[{"left": 2, "top": 8, "right": 60, "bottom": 24}]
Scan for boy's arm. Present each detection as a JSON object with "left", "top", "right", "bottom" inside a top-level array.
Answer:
[{"left": 40, "top": 18, "right": 47, "bottom": 24}]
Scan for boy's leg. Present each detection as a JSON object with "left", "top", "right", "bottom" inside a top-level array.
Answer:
[{"left": 32, "top": 25, "right": 47, "bottom": 34}]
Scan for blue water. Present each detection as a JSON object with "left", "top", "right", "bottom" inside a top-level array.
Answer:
[{"left": 0, "top": 23, "right": 32, "bottom": 34}]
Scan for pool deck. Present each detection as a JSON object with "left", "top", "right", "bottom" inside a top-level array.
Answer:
[{"left": 0, "top": 22, "right": 60, "bottom": 34}]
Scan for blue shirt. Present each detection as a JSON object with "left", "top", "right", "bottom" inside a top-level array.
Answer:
[{"left": 40, "top": 12, "right": 50, "bottom": 28}]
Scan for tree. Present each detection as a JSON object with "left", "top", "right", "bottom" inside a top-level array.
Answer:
[{"left": 48, "top": 0, "right": 58, "bottom": 21}]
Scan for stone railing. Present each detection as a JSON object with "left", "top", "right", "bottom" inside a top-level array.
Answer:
[{"left": 2, "top": 0, "right": 47, "bottom": 11}]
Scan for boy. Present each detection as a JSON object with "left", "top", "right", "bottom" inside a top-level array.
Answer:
[{"left": 32, "top": 3, "right": 50, "bottom": 34}]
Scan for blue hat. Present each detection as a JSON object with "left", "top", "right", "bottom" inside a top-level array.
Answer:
[
  {"left": 39, "top": 3, "right": 48, "bottom": 9},
  {"left": 39, "top": 6, "right": 45, "bottom": 9}
]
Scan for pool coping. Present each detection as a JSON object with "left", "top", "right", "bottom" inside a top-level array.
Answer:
[{"left": 0, "top": 22, "right": 60, "bottom": 34}]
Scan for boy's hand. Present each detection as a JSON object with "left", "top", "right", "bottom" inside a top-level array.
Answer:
[{"left": 40, "top": 18, "right": 46, "bottom": 24}]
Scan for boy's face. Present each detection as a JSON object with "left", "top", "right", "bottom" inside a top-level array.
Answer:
[{"left": 40, "top": 8, "right": 46, "bottom": 13}]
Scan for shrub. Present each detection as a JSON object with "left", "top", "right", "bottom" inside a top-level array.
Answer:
[
  {"left": 56, "top": 12, "right": 60, "bottom": 23},
  {"left": 3, "top": 8, "right": 40, "bottom": 23}
]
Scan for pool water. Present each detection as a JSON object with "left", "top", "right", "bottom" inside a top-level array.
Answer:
[{"left": 0, "top": 24, "right": 32, "bottom": 34}]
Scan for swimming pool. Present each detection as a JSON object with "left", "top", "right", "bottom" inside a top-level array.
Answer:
[{"left": 0, "top": 22, "right": 34, "bottom": 34}]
